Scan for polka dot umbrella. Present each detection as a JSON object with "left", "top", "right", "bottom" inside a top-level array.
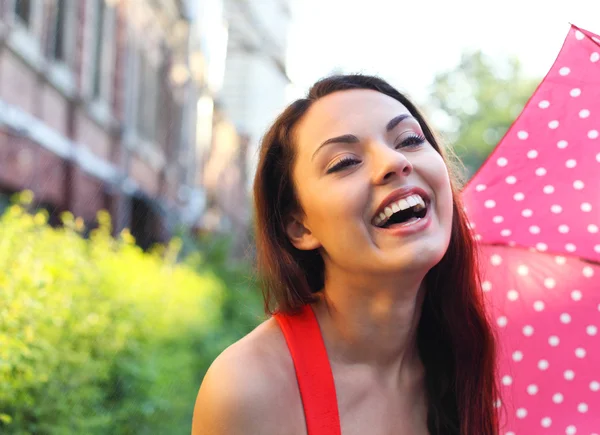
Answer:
[{"left": 462, "top": 24, "right": 600, "bottom": 434}]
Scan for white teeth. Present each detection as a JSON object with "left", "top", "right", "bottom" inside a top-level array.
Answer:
[{"left": 373, "top": 193, "right": 427, "bottom": 226}]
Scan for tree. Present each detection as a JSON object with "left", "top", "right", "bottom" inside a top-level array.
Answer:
[{"left": 427, "top": 50, "right": 540, "bottom": 177}]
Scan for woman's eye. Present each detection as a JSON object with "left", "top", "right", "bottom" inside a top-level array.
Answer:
[
  {"left": 396, "top": 133, "right": 426, "bottom": 149},
  {"left": 326, "top": 156, "right": 360, "bottom": 174}
]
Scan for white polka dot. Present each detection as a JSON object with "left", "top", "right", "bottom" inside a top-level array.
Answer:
[
  {"left": 566, "top": 159, "right": 577, "bottom": 168},
  {"left": 557, "top": 139, "right": 568, "bottom": 148},
  {"left": 502, "top": 375, "right": 513, "bottom": 386},
  {"left": 512, "top": 351, "right": 523, "bottom": 361},
  {"left": 559, "top": 224, "right": 570, "bottom": 233},
  {"left": 544, "top": 278, "right": 556, "bottom": 289},
  {"left": 506, "top": 432, "right": 515, "bottom": 435},
  {"left": 516, "top": 408, "right": 527, "bottom": 419},
  {"left": 548, "top": 120, "right": 559, "bottom": 129},
  {"left": 527, "top": 384, "right": 538, "bottom": 395},
  {"left": 513, "top": 192, "right": 525, "bottom": 201},
  {"left": 535, "top": 167, "right": 546, "bottom": 176},
  {"left": 523, "top": 325, "right": 534, "bottom": 336},
  {"left": 518, "top": 130, "right": 529, "bottom": 139},
  {"left": 494, "top": 399, "right": 501, "bottom": 408},
  {"left": 590, "top": 381, "right": 600, "bottom": 391},
  {"left": 508, "top": 290, "right": 519, "bottom": 301},
  {"left": 575, "top": 348, "right": 586, "bottom": 358},
  {"left": 583, "top": 266, "right": 594, "bottom": 278},
  {"left": 588, "top": 224, "right": 599, "bottom": 233},
  {"left": 595, "top": 245, "right": 600, "bottom": 253},
  {"left": 529, "top": 225, "right": 541, "bottom": 234},
  {"left": 497, "top": 157, "right": 508, "bottom": 167},
  {"left": 552, "top": 392, "right": 563, "bottom": 403},
  {"left": 484, "top": 199, "right": 496, "bottom": 208},
  {"left": 571, "top": 290, "right": 582, "bottom": 301},
  {"left": 526, "top": 150, "right": 538, "bottom": 159},
  {"left": 555, "top": 256, "right": 567, "bottom": 265},
  {"left": 560, "top": 313, "right": 572, "bottom": 324},
  {"left": 587, "top": 325, "right": 598, "bottom": 336},
  {"left": 551, "top": 204, "right": 563, "bottom": 214},
  {"left": 543, "top": 185, "right": 555, "bottom": 194},
  {"left": 501, "top": 229, "right": 512, "bottom": 237},
  {"left": 491, "top": 254, "right": 502, "bottom": 266},
  {"left": 497, "top": 316, "right": 508, "bottom": 327},
  {"left": 579, "top": 109, "right": 590, "bottom": 118},
  {"left": 566, "top": 243, "right": 577, "bottom": 253},
  {"left": 575, "top": 30, "right": 585, "bottom": 39},
  {"left": 492, "top": 215, "right": 504, "bottom": 223},
  {"left": 566, "top": 425, "right": 577, "bottom": 435},
  {"left": 570, "top": 88, "right": 581, "bottom": 97},
  {"left": 521, "top": 208, "right": 533, "bottom": 217},
  {"left": 589, "top": 130, "right": 599, "bottom": 139},
  {"left": 541, "top": 417, "right": 552, "bottom": 428},
  {"left": 538, "top": 359, "right": 549, "bottom": 370},
  {"left": 578, "top": 403, "right": 588, "bottom": 413},
  {"left": 482, "top": 281, "right": 492, "bottom": 291},
  {"left": 592, "top": 52, "right": 600, "bottom": 62},
  {"left": 474, "top": 234, "right": 482, "bottom": 241},
  {"left": 505, "top": 175, "right": 517, "bottom": 184},
  {"left": 536, "top": 242, "right": 548, "bottom": 251},
  {"left": 475, "top": 184, "right": 487, "bottom": 192},
  {"left": 573, "top": 180, "right": 584, "bottom": 189},
  {"left": 549, "top": 335, "right": 560, "bottom": 347},
  {"left": 517, "top": 265, "right": 528, "bottom": 276},
  {"left": 538, "top": 100, "right": 550, "bottom": 109},
  {"left": 559, "top": 67, "right": 571, "bottom": 75},
  {"left": 532, "top": 300, "right": 545, "bottom": 312},
  {"left": 581, "top": 202, "right": 592, "bottom": 212}
]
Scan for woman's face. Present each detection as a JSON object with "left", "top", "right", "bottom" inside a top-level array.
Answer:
[{"left": 287, "top": 89, "right": 454, "bottom": 276}]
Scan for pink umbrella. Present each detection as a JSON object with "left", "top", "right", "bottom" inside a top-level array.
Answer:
[{"left": 462, "top": 24, "right": 600, "bottom": 434}]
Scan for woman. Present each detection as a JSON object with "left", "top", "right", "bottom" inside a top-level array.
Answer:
[{"left": 192, "top": 74, "right": 500, "bottom": 434}]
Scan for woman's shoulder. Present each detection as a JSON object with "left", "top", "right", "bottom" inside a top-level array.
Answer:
[{"left": 192, "top": 317, "right": 302, "bottom": 434}]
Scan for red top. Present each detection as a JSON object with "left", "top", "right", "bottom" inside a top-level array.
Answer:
[{"left": 274, "top": 304, "right": 342, "bottom": 435}]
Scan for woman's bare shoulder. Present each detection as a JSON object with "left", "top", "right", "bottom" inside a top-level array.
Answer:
[{"left": 192, "top": 317, "right": 301, "bottom": 435}]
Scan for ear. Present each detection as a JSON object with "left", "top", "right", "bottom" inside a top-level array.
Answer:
[{"left": 285, "top": 213, "right": 321, "bottom": 251}]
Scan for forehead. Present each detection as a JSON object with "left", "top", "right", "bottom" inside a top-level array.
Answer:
[{"left": 294, "top": 89, "right": 412, "bottom": 150}]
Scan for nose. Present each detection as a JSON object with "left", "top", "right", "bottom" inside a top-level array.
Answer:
[{"left": 372, "top": 145, "right": 413, "bottom": 185}]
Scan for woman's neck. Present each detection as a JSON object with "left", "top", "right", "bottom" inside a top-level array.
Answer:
[{"left": 312, "top": 268, "right": 426, "bottom": 384}]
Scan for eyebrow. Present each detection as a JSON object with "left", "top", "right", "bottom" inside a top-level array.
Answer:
[{"left": 311, "top": 113, "right": 415, "bottom": 161}]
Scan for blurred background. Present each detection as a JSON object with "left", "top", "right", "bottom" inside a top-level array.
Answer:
[{"left": 0, "top": 0, "right": 598, "bottom": 433}]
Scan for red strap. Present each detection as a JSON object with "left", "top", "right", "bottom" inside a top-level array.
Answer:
[{"left": 274, "top": 304, "right": 342, "bottom": 435}]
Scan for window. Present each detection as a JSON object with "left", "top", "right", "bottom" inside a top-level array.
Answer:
[
  {"left": 14, "top": 0, "right": 31, "bottom": 26},
  {"left": 92, "top": 0, "right": 106, "bottom": 98},
  {"left": 52, "top": 0, "right": 66, "bottom": 61},
  {"left": 89, "top": 0, "right": 115, "bottom": 103},
  {"left": 135, "top": 51, "right": 159, "bottom": 142}
]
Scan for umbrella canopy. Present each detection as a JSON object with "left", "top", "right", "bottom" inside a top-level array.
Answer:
[{"left": 462, "top": 24, "right": 600, "bottom": 434}]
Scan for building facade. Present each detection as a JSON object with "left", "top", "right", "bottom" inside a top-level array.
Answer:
[
  {"left": 0, "top": 0, "right": 203, "bottom": 249},
  {"left": 197, "top": 0, "right": 293, "bottom": 243}
]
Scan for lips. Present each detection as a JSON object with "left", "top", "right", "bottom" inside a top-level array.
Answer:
[{"left": 371, "top": 187, "right": 431, "bottom": 226}]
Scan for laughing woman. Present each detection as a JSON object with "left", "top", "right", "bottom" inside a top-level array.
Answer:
[{"left": 192, "top": 74, "right": 499, "bottom": 435}]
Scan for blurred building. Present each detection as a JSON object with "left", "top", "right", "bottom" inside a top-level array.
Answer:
[
  {"left": 0, "top": 0, "right": 294, "bottom": 250},
  {"left": 195, "top": 0, "right": 293, "bottom": 245},
  {"left": 0, "top": 0, "right": 203, "bottom": 249}
]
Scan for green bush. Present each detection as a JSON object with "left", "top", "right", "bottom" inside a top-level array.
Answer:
[{"left": 0, "top": 191, "right": 263, "bottom": 434}]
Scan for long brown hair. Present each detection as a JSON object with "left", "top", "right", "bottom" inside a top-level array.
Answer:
[{"left": 252, "top": 74, "right": 499, "bottom": 435}]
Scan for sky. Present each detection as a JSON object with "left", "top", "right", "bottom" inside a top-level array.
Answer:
[{"left": 285, "top": 0, "right": 600, "bottom": 105}]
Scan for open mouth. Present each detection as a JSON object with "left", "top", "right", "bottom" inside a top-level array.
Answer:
[{"left": 372, "top": 193, "right": 429, "bottom": 229}]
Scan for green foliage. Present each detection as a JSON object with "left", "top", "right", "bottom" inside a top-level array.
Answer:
[
  {"left": 0, "top": 191, "right": 264, "bottom": 434},
  {"left": 428, "top": 50, "right": 540, "bottom": 175}
]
